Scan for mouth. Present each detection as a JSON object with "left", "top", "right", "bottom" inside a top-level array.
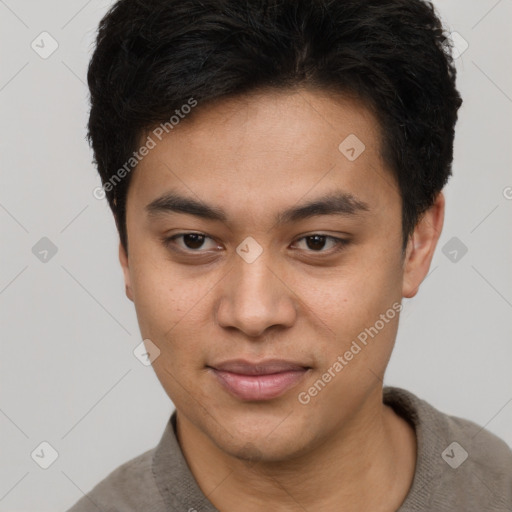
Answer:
[{"left": 207, "top": 359, "right": 312, "bottom": 401}]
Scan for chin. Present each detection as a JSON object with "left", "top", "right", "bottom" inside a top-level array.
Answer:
[{"left": 213, "top": 423, "right": 311, "bottom": 465}]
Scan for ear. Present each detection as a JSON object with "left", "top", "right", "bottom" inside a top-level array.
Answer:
[
  {"left": 402, "top": 191, "right": 445, "bottom": 298},
  {"left": 119, "top": 241, "right": 134, "bottom": 302}
]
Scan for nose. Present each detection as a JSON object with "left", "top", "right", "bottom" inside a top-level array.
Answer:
[{"left": 215, "top": 250, "right": 297, "bottom": 338}]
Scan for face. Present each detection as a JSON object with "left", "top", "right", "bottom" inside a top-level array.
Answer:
[{"left": 119, "top": 88, "right": 442, "bottom": 462}]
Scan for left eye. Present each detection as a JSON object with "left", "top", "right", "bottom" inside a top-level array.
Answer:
[{"left": 293, "top": 235, "right": 346, "bottom": 252}]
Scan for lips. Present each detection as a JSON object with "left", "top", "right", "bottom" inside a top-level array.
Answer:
[{"left": 208, "top": 359, "right": 311, "bottom": 401}]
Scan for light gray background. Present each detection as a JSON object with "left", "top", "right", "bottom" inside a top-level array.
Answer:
[{"left": 1, "top": 1, "right": 511, "bottom": 510}]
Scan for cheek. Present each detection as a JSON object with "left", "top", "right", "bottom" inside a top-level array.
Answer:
[
  {"left": 294, "top": 249, "right": 402, "bottom": 369},
  {"left": 298, "top": 255, "right": 400, "bottom": 328},
  {"left": 130, "top": 262, "right": 213, "bottom": 400},
  {"left": 128, "top": 254, "right": 208, "bottom": 349}
]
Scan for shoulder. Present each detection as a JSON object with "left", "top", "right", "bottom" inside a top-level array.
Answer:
[
  {"left": 384, "top": 386, "right": 512, "bottom": 511},
  {"left": 66, "top": 446, "right": 165, "bottom": 512},
  {"left": 440, "top": 412, "right": 512, "bottom": 504}
]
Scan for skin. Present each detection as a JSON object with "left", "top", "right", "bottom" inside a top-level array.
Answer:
[{"left": 119, "top": 88, "right": 444, "bottom": 511}]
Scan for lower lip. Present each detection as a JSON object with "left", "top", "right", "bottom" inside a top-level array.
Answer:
[{"left": 210, "top": 368, "right": 309, "bottom": 401}]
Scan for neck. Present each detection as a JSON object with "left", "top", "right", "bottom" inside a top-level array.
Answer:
[{"left": 176, "top": 386, "right": 416, "bottom": 512}]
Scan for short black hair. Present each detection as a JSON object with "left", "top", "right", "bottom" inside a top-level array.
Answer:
[{"left": 87, "top": 0, "right": 462, "bottom": 254}]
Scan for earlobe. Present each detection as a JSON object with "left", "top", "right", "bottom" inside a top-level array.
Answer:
[
  {"left": 402, "top": 192, "right": 445, "bottom": 299},
  {"left": 118, "top": 241, "right": 134, "bottom": 302}
]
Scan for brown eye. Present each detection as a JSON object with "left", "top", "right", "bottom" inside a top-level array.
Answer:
[
  {"left": 293, "top": 234, "right": 349, "bottom": 254},
  {"left": 305, "top": 235, "right": 327, "bottom": 251},
  {"left": 163, "top": 232, "right": 220, "bottom": 252},
  {"left": 182, "top": 233, "right": 206, "bottom": 249}
]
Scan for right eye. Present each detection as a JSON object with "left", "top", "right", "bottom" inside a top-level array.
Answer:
[{"left": 162, "top": 232, "right": 222, "bottom": 252}]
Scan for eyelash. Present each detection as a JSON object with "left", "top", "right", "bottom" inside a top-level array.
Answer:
[{"left": 162, "top": 232, "right": 349, "bottom": 256}]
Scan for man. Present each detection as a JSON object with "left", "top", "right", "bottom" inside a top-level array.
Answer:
[{"left": 68, "top": 0, "right": 512, "bottom": 510}]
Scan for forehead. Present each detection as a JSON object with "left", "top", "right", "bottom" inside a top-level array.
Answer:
[{"left": 127, "top": 88, "right": 399, "bottom": 225}]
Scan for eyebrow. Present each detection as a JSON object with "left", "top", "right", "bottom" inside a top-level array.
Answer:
[{"left": 145, "top": 190, "right": 370, "bottom": 225}]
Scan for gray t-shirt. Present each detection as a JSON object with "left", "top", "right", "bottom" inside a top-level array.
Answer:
[{"left": 66, "top": 386, "right": 512, "bottom": 511}]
